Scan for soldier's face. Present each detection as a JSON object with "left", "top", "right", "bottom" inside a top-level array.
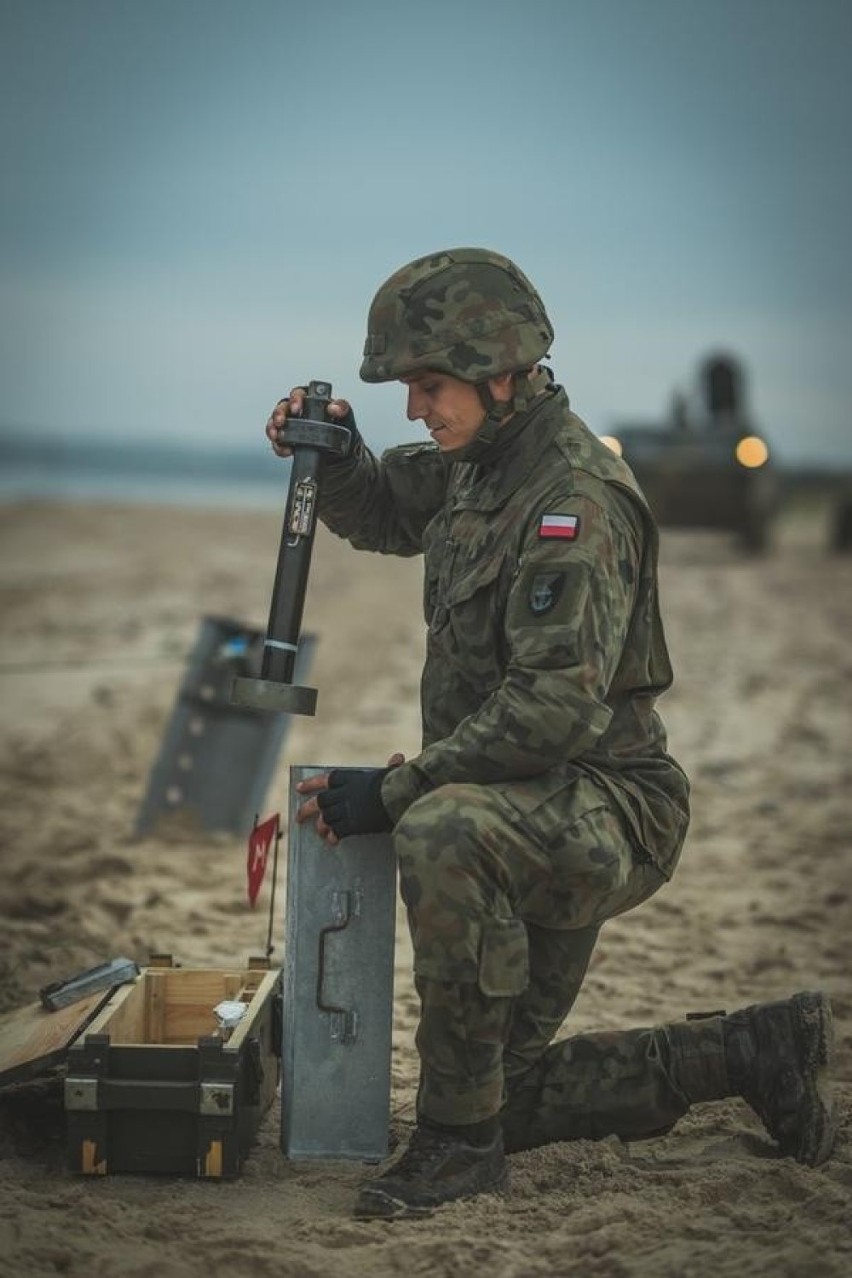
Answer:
[{"left": 401, "top": 372, "right": 509, "bottom": 452}]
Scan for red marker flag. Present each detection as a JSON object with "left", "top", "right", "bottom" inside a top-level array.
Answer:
[{"left": 247, "top": 813, "right": 280, "bottom": 907}]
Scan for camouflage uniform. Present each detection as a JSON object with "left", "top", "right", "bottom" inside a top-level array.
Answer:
[
  {"left": 318, "top": 364, "right": 694, "bottom": 1139},
  {"left": 300, "top": 252, "right": 833, "bottom": 1216}
]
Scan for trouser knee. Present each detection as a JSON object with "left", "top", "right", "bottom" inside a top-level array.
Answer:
[
  {"left": 394, "top": 786, "right": 527, "bottom": 990},
  {"left": 394, "top": 784, "right": 505, "bottom": 914}
]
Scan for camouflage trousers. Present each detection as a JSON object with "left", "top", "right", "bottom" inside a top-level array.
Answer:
[{"left": 393, "top": 771, "right": 724, "bottom": 1146}]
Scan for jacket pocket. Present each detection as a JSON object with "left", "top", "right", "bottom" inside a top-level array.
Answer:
[
  {"left": 442, "top": 547, "right": 504, "bottom": 609},
  {"left": 433, "top": 551, "right": 507, "bottom": 688},
  {"left": 498, "top": 767, "right": 609, "bottom": 851},
  {"left": 423, "top": 545, "right": 508, "bottom": 698}
]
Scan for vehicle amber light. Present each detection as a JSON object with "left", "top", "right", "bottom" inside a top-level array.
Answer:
[
  {"left": 735, "top": 435, "right": 769, "bottom": 468},
  {"left": 599, "top": 435, "right": 623, "bottom": 457}
]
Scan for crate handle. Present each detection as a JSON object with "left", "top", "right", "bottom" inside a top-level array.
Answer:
[{"left": 316, "top": 890, "right": 359, "bottom": 1044}]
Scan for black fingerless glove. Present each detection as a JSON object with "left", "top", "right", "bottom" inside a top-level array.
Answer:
[
  {"left": 315, "top": 768, "right": 393, "bottom": 838},
  {"left": 277, "top": 392, "right": 361, "bottom": 462},
  {"left": 329, "top": 404, "right": 362, "bottom": 461}
]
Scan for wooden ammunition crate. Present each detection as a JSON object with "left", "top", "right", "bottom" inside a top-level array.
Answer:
[{"left": 61, "top": 958, "right": 280, "bottom": 1178}]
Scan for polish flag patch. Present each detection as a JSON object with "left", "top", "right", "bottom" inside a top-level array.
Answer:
[{"left": 538, "top": 514, "right": 580, "bottom": 540}]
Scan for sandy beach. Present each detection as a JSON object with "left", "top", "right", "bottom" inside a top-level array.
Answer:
[{"left": 0, "top": 494, "right": 850, "bottom": 1278}]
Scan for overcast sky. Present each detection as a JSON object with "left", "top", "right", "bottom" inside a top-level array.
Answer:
[{"left": 2, "top": 0, "right": 850, "bottom": 466}]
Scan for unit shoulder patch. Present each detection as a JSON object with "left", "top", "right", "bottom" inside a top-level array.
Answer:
[{"left": 528, "top": 572, "right": 566, "bottom": 616}]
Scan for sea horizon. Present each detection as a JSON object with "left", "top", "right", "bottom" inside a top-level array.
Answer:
[
  {"left": 1, "top": 425, "right": 848, "bottom": 512},
  {"left": 0, "top": 429, "right": 291, "bottom": 510}
]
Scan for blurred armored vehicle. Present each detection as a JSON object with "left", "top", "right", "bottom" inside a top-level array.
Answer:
[
  {"left": 831, "top": 495, "right": 852, "bottom": 552},
  {"left": 600, "top": 354, "right": 777, "bottom": 552}
]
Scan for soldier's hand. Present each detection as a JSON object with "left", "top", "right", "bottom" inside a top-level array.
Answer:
[
  {"left": 294, "top": 770, "right": 339, "bottom": 846},
  {"left": 316, "top": 768, "right": 393, "bottom": 839},
  {"left": 295, "top": 758, "right": 402, "bottom": 845},
  {"left": 266, "top": 387, "right": 354, "bottom": 459}
]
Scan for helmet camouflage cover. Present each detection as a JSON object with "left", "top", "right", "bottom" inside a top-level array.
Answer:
[{"left": 359, "top": 247, "right": 554, "bottom": 384}]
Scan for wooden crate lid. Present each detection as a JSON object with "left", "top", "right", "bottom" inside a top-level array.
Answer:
[{"left": 0, "top": 992, "right": 112, "bottom": 1089}]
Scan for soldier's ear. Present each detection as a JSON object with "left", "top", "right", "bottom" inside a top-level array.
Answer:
[{"left": 488, "top": 373, "right": 515, "bottom": 403}]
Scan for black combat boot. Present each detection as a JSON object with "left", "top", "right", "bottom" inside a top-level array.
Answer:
[
  {"left": 353, "top": 1116, "right": 507, "bottom": 1220},
  {"left": 722, "top": 989, "right": 836, "bottom": 1166}
]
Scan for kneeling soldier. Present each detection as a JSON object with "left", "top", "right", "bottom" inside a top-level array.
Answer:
[{"left": 268, "top": 247, "right": 836, "bottom": 1218}]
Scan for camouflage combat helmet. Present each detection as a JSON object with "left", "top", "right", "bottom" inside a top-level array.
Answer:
[{"left": 359, "top": 247, "right": 554, "bottom": 385}]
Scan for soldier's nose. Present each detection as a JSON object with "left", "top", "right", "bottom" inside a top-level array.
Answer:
[{"left": 406, "top": 386, "right": 426, "bottom": 421}]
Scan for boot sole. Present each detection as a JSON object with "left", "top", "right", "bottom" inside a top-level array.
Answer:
[
  {"left": 790, "top": 990, "right": 837, "bottom": 1167},
  {"left": 354, "top": 1165, "right": 509, "bottom": 1220}
]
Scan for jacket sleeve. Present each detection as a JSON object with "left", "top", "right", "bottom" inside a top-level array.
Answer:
[
  {"left": 318, "top": 437, "right": 449, "bottom": 556},
  {"left": 381, "top": 493, "right": 641, "bottom": 820}
]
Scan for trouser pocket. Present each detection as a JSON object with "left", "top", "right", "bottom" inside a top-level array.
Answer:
[
  {"left": 413, "top": 916, "right": 529, "bottom": 997},
  {"left": 498, "top": 771, "right": 663, "bottom": 929},
  {"left": 413, "top": 918, "right": 528, "bottom": 1126},
  {"left": 478, "top": 916, "right": 529, "bottom": 997}
]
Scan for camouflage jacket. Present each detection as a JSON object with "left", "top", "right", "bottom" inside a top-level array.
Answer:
[{"left": 318, "top": 382, "right": 690, "bottom": 876}]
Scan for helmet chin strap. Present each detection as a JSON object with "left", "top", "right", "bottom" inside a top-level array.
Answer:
[
  {"left": 476, "top": 369, "right": 534, "bottom": 420},
  {"left": 448, "top": 367, "right": 553, "bottom": 465},
  {"left": 447, "top": 370, "right": 534, "bottom": 464},
  {"left": 448, "top": 413, "right": 502, "bottom": 464}
]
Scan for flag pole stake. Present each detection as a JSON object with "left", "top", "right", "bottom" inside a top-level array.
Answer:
[{"left": 265, "top": 822, "right": 282, "bottom": 959}]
